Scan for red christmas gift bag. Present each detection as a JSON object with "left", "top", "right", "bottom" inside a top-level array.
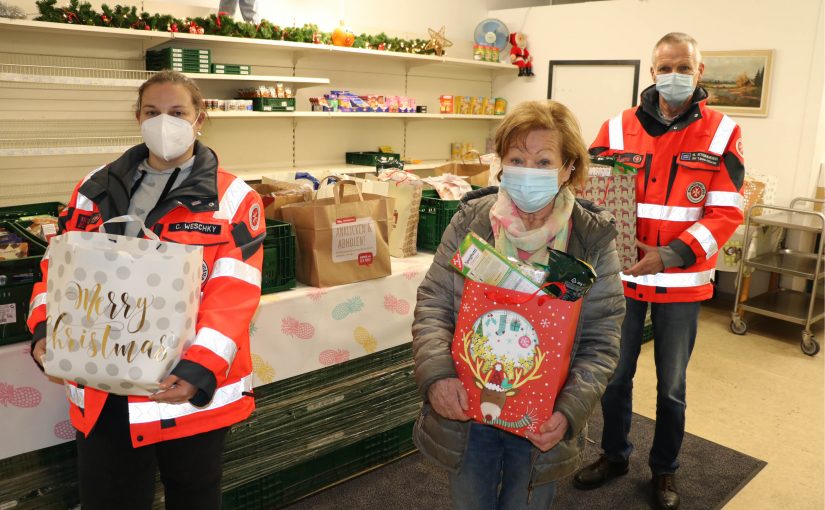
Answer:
[{"left": 450, "top": 279, "right": 582, "bottom": 437}]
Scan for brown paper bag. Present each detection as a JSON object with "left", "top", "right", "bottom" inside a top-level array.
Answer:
[
  {"left": 435, "top": 150, "right": 490, "bottom": 187},
  {"left": 252, "top": 181, "right": 312, "bottom": 221},
  {"left": 281, "top": 180, "right": 393, "bottom": 287}
]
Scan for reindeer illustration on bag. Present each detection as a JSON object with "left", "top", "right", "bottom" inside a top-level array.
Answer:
[{"left": 456, "top": 310, "right": 546, "bottom": 429}]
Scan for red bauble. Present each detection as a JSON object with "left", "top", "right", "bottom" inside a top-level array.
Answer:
[
  {"left": 144, "top": 25, "right": 151, "bottom": 31},
  {"left": 170, "top": 23, "right": 178, "bottom": 33}
]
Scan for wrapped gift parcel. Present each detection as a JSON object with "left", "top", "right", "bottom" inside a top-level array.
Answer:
[
  {"left": 450, "top": 279, "right": 582, "bottom": 437},
  {"left": 581, "top": 158, "right": 638, "bottom": 269},
  {"left": 42, "top": 218, "right": 203, "bottom": 396}
]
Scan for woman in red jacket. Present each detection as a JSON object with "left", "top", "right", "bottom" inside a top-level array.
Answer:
[{"left": 29, "top": 70, "right": 265, "bottom": 510}]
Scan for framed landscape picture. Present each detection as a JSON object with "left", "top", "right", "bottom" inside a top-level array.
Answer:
[{"left": 700, "top": 50, "right": 774, "bottom": 117}]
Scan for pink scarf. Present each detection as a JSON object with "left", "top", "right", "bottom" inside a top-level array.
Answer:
[{"left": 489, "top": 187, "right": 574, "bottom": 264}]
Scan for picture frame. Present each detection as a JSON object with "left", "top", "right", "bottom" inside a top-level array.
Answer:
[
  {"left": 700, "top": 50, "right": 774, "bottom": 117},
  {"left": 547, "top": 59, "right": 640, "bottom": 144}
]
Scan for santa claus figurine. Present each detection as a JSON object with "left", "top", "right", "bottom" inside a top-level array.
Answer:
[{"left": 509, "top": 32, "right": 534, "bottom": 77}]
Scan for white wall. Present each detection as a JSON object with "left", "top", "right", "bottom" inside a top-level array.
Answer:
[{"left": 490, "top": 0, "right": 825, "bottom": 207}]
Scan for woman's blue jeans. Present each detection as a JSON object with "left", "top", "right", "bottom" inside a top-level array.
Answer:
[
  {"left": 449, "top": 422, "right": 557, "bottom": 510},
  {"left": 600, "top": 297, "right": 700, "bottom": 475}
]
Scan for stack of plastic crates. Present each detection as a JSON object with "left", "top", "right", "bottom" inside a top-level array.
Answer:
[
  {"left": 146, "top": 47, "right": 211, "bottom": 73},
  {"left": 0, "top": 202, "right": 62, "bottom": 346},
  {"left": 219, "top": 343, "right": 420, "bottom": 509},
  {"left": 416, "top": 189, "right": 462, "bottom": 251},
  {"left": 261, "top": 219, "right": 296, "bottom": 294}
]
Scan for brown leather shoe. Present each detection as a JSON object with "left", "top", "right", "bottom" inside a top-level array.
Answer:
[
  {"left": 572, "top": 454, "right": 629, "bottom": 490},
  {"left": 652, "top": 474, "right": 680, "bottom": 509}
]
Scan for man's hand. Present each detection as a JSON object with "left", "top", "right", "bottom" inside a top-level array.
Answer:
[
  {"left": 526, "top": 412, "right": 569, "bottom": 452},
  {"left": 150, "top": 375, "right": 197, "bottom": 404},
  {"left": 624, "top": 240, "right": 665, "bottom": 276},
  {"left": 427, "top": 378, "right": 471, "bottom": 421}
]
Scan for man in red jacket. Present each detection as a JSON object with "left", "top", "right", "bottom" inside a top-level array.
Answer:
[{"left": 573, "top": 33, "right": 745, "bottom": 510}]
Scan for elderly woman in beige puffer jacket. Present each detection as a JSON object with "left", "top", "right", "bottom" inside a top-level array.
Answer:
[{"left": 412, "top": 100, "right": 625, "bottom": 509}]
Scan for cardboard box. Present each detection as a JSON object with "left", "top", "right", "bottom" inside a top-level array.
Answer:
[{"left": 253, "top": 181, "right": 312, "bottom": 221}]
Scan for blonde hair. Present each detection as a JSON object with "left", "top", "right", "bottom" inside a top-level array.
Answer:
[
  {"left": 136, "top": 70, "right": 204, "bottom": 113},
  {"left": 494, "top": 100, "right": 589, "bottom": 191}
]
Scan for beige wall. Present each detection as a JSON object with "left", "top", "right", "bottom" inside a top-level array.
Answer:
[{"left": 490, "top": 0, "right": 825, "bottom": 207}]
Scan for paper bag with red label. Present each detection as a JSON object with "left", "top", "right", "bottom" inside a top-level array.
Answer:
[
  {"left": 281, "top": 180, "right": 393, "bottom": 287},
  {"left": 451, "top": 279, "right": 581, "bottom": 437}
]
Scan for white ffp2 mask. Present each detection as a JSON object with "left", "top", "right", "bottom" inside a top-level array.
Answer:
[{"left": 140, "top": 114, "right": 197, "bottom": 161}]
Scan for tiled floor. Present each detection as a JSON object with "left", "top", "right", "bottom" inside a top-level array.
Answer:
[{"left": 631, "top": 293, "right": 824, "bottom": 509}]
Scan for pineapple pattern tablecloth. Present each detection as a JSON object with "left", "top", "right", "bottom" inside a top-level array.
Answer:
[{"left": 0, "top": 253, "right": 431, "bottom": 460}]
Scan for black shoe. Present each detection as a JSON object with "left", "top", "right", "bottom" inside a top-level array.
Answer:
[
  {"left": 572, "top": 454, "right": 629, "bottom": 490},
  {"left": 652, "top": 474, "right": 680, "bottom": 509}
]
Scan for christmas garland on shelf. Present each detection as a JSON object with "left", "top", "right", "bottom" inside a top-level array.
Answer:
[{"left": 34, "top": 0, "right": 438, "bottom": 54}]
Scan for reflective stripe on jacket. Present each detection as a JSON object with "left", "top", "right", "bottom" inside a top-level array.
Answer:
[
  {"left": 28, "top": 142, "right": 265, "bottom": 447},
  {"left": 591, "top": 85, "right": 745, "bottom": 303}
]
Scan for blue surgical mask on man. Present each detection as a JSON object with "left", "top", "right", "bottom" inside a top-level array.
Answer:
[
  {"left": 499, "top": 164, "right": 561, "bottom": 213},
  {"left": 655, "top": 72, "right": 695, "bottom": 107}
]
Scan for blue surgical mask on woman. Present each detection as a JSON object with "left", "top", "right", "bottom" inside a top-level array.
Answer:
[
  {"left": 499, "top": 164, "right": 561, "bottom": 213},
  {"left": 655, "top": 72, "right": 696, "bottom": 107}
]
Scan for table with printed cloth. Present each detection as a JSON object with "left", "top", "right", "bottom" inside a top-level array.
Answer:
[{"left": 0, "top": 253, "right": 431, "bottom": 461}]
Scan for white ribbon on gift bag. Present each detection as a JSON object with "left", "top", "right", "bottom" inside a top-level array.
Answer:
[{"left": 42, "top": 215, "right": 203, "bottom": 396}]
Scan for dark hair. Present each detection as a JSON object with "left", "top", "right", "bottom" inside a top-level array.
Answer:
[{"left": 136, "top": 70, "right": 204, "bottom": 113}]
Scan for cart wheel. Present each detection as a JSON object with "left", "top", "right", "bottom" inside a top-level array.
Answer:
[
  {"left": 730, "top": 318, "right": 747, "bottom": 335},
  {"left": 801, "top": 336, "right": 820, "bottom": 356}
]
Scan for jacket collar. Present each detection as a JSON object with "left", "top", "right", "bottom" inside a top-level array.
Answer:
[
  {"left": 636, "top": 84, "right": 709, "bottom": 136},
  {"left": 79, "top": 141, "right": 220, "bottom": 232}
]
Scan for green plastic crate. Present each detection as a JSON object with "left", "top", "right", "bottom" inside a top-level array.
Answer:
[
  {"left": 251, "top": 97, "right": 295, "bottom": 112},
  {"left": 0, "top": 201, "right": 64, "bottom": 221},
  {"left": 211, "top": 63, "right": 252, "bottom": 75},
  {"left": 222, "top": 421, "right": 416, "bottom": 510},
  {"left": 261, "top": 219, "right": 296, "bottom": 294},
  {"left": 0, "top": 222, "right": 46, "bottom": 346},
  {"left": 416, "top": 189, "right": 461, "bottom": 251},
  {"left": 345, "top": 151, "right": 401, "bottom": 166}
]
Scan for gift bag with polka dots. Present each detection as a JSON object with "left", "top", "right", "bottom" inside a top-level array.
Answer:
[{"left": 42, "top": 217, "right": 203, "bottom": 396}]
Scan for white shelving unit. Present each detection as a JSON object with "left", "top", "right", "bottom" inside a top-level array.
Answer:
[{"left": 0, "top": 19, "right": 514, "bottom": 205}]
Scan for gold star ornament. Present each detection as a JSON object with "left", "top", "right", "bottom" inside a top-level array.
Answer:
[{"left": 425, "top": 26, "right": 453, "bottom": 56}]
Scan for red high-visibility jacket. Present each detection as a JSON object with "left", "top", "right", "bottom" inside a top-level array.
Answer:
[
  {"left": 28, "top": 142, "right": 265, "bottom": 447},
  {"left": 590, "top": 85, "right": 745, "bottom": 303}
]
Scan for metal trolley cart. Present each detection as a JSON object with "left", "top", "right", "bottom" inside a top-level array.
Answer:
[{"left": 730, "top": 197, "right": 824, "bottom": 356}]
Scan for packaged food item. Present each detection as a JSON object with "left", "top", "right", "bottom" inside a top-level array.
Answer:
[
  {"left": 473, "top": 44, "right": 484, "bottom": 61},
  {"left": 451, "top": 142, "right": 462, "bottom": 161},
  {"left": 494, "top": 97, "right": 507, "bottom": 115},
  {"left": 457, "top": 95, "right": 470, "bottom": 114},
  {"left": 450, "top": 232, "right": 544, "bottom": 293},
  {"left": 276, "top": 82, "right": 286, "bottom": 98},
  {"left": 21, "top": 215, "right": 59, "bottom": 242},
  {"left": 472, "top": 96, "right": 484, "bottom": 115},
  {"left": 454, "top": 95, "right": 464, "bottom": 113},
  {"left": 439, "top": 95, "right": 454, "bottom": 114},
  {"left": 483, "top": 97, "right": 495, "bottom": 115}
]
